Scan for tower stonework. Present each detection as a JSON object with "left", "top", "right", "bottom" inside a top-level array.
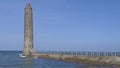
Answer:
[{"left": 23, "top": 3, "right": 34, "bottom": 56}]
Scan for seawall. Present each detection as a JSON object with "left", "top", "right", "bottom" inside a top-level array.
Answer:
[{"left": 35, "top": 54, "right": 120, "bottom": 67}]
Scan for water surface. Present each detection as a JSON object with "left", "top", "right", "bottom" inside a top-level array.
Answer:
[{"left": 0, "top": 51, "right": 117, "bottom": 68}]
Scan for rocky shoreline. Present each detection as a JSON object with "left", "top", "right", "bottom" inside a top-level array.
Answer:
[{"left": 35, "top": 54, "right": 120, "bottom": 67}]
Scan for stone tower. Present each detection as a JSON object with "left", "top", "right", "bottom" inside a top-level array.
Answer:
[{"left": 23, "top": 3, "right": 34, "bottom": 56}]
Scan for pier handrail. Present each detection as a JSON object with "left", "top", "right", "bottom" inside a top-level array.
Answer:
[{"left": 35, "top": 50, "right": 120, "bottom": 57}]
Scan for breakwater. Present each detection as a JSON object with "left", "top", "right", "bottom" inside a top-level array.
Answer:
[
  {"left": 35, "top": 51, "right": 120, "bottom": 67},
  {"left": 35, "top": 54, "right": 120, "bottom": 67}
]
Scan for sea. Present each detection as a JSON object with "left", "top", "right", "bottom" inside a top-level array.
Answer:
[{"left": 0, "top": 51, "right": 118, "bottom": 68}]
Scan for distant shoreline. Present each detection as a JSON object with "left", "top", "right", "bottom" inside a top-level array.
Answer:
[{"left": 35, "top": 54, "right": 120, "bottom": 67}]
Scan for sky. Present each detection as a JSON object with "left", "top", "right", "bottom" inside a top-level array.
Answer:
[{"left": 0, "top": 0, "right": 120, "bottom": 51}]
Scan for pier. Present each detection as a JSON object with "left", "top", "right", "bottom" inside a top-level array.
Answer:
[{"left": 35, "top": 51, "right": 120, "bottom": 66}]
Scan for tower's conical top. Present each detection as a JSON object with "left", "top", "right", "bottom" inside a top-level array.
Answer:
[{"left": 25, "top": 2, "right": 32, "bottom": 9}]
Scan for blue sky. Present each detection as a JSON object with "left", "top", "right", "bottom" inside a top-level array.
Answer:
[{"left": 0, "top": 0, "right": 120, "bottom": 51}]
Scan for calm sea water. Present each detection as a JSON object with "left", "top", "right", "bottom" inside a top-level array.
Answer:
[{"left": 0, "top": 51, "right": 118, "bottom": 68}]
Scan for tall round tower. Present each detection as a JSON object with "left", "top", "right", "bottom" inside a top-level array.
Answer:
[{"left": 23, "top": 3, "right": 34, "bottom": 57}]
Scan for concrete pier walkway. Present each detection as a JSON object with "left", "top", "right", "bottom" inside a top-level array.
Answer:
[{"left": 35, "top": 54, "right": 120, "bottom": 67}]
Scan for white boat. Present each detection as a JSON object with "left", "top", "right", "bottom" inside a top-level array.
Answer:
[{"left": 19, "top": 54, "right": 26, "bottom": 57}]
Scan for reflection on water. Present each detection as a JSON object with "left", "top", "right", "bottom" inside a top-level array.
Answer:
[{"left": 22, "top": 58, "right": 34, "bottom": 68}]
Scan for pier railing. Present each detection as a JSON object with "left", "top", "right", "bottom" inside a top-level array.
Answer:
[{"left": 36, "top": 50, "right": 120, "bottom": 56}]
